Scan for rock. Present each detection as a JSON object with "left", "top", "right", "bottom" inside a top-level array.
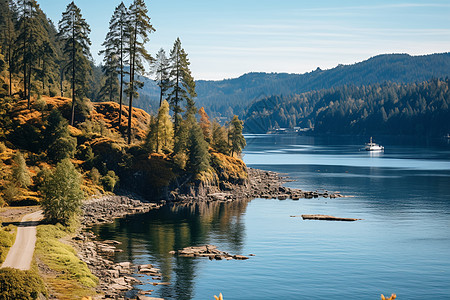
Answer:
[
  {"left": 171, "top": 245, "right": 251, "bottom": 261},
  {"left": 124, "top": 276, "right": 141, "bottom": 284},
  {"left": 104, "top": 240, "right": 122, "bottom": 245},
  {"left": 138, "top": 264, "right": 153, "bottom": 270},
  {"left": 117, "top": 262, "right": 132, "bottom": 269},
  {"left": 107, "top": 269, "right": 119, "bottom": 278},
  {"left": 113, "top": 277, "right": 127, "bottom": 286},
  {"left": 233, "top": 255, "right": 249, "bottom": 260},
  {"left": 137, "top": 296, "right": 164, "bottom": 300},
  {"left": 97, "top": 244, "right": 116, "bottom": 255},
  {"left": 110, "top": 283, "right": 131, "bottom": 291},
  {"left": 277, "top": 194, "right": 288, "bottom": 200}
]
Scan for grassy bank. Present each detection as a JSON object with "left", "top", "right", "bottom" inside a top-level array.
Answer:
[
  {"left": 0, "top": 224, "right": 16, "bottom": 264},
  {"left": 35, "top": 223, "right": 98, "bottom": 299}
]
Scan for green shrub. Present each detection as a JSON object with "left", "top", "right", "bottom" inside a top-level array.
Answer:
[
  {"left": 2, "top": 184, "right": 19, "bottom": 204},
  {"left": 0, "top": 225, "right": 16, "bottom": 263},
  {"left": 101, "top": 170, "right": 119, "bottom": 192},
  {"left": 12, "top": 152, "right": 31, "bottom": 188},
  {"left": 49, "top": 89, "right": 57, "bottom": 97},
  {"left": 89, "top": 168, "right": 101, "bottom": 185},
  {"left": 47, "top": 136, "right": 77, "bottom": 163},
  {"left": 40, "top": 159, "right": 84, "bottom": 225},
  {"left": 33, "top": 97, "right": 47, "bottom": 111},
  {"left": 0, "top": 142, "right": 6, "bottom": 153},
  {"left": 0, "top": 268, "right": 46, "bottom": 300}
]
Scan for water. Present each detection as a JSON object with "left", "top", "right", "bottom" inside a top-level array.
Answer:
[{"left": 92, "top": 135, "right": 450, "bottom": 299}]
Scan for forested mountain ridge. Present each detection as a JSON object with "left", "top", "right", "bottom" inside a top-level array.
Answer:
[
  {"left": 243, "top": 78, "right": 450, "bottom": 136},
  {"left": 133, "top": 52, "right": 450, "bottom": 118}
]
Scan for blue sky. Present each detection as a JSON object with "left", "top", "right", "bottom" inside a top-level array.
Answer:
[{"left": 39, "top": 0, "right": 450, "bottom": 80}]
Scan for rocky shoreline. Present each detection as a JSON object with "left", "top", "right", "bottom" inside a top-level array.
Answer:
[
  {"left": 169, "top": 167, "right": 343, "bottom": 203},
  {"left": 82, "top": 195, "right": 162, "bottom": 227},
  {"left": 73, "top": 168, "right": 343, "bottom": 299}
]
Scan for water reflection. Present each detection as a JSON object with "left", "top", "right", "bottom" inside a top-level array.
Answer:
[{"left": 91, "top": 199, "right": 251, "bottom": 300}]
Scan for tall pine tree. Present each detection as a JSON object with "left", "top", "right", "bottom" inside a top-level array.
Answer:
[
  {"left": 168, "top": 38, "right": 197, "bottom": 132},
  {"left": 186, "top": 117, "right": 210, "bottom": 176},
  {"left": 15, "top": 0, "right": 48, "bottom": 106},
  {"left": 58, "top": 1, "right": 92, "bottom": 126},
  {"left": 151, "top": 48, "right": 170, "bottom": 108},
  {"left": 229, "top": 115, "right": 246, "bottom": 157},
  {"left": 126, "top": 0, "right": 155, "bottom": 144},
  {"left": 0, "top": 0, "right": 17, "bottom": 96},
  {"left": 99, "top": 2, "right": 128, "bottom": 127}
]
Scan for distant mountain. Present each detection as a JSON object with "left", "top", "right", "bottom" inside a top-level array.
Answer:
[{"left": 133, "top": 52, "right": 450, "bottom": 119}]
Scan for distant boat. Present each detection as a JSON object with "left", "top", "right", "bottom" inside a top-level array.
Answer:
[
  {"left": 365, "top": 137, "right": 384, "bottom": 151},
  {"left": 445, "top": 133, "right": 450, "bottom": 139}
]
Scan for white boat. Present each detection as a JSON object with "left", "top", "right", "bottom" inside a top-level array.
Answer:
[{"left": 365, "top": 137, "right": 384, "bottom": 151}]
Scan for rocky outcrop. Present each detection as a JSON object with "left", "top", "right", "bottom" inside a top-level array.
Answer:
[
  {"left": 82, "top": 195, "right": 161, "bottom": 226},
  {"left": 169, "top": 245, "right": 249, "bottom": 261},
  {"left": 168, "top": 168, "right": 343, "bottom": 203},
  {"left": 72, "top": 230, "right": 167, "bottom": 299},
  {"left": 76, "top": 195, "right": 165, "bottom": 299}
]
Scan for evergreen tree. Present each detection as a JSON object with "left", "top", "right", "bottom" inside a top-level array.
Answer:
[
  {"left": 12, "top": 152, "right": 31, "bottom": 188},
  {"left": 167, "top": 38, "right": 197, "bottom": 132},
  {"left": 198, "top": 107, "right": 211, "bottom": 142},
  {"left": 98, "top": 52, "right": 119, "bottom": 102},
  {"left": 0, "top": 0, "right": 17, "bottom": 96},
  {"left": 229, "top": 115, "right": 246, "bottom": 157},
  {"left": 126, "top": 0, "right": 155, "bottom": 144},
  {"left": 156, "top": 99, "right": 174, "bottom": 153},
  {"left": 151, "top": 48, "right": 170, "bottom": 108},
  {"left": 211, "top": 120, "right": 229, "bottom": 155},
  {"left": 144, "top": 115, "right": 158, "bottom": 153},
  {"left": 37, "top": 40, "right": 58, "bottom": 95},
  {"left": 0, "top": 52, "right": 7, "bottom": 97},
  {"left": 43, "top": 109, "right": 76, "bottom": 162},
  {"left": 58, "top": 1, "right": 92, "bottom": 126},
  {"left": 186, "top": 118, "right": 210, "bottom": 176},
  {"left": 99, "top": 2, "right": 128, "bottom": 114},
  {"left": 15, "top": 0, "right": 48, "bottom": 106},
  {"left": 172, "top": 116, "right": 191, "bottom": 170},
  {"left": 40, "top": 158, "right": 83, "bottom": 225}
]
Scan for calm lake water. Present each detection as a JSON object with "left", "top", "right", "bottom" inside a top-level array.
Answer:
[{"left": 92, "top": 135, "right": 450, "bottom": 299}]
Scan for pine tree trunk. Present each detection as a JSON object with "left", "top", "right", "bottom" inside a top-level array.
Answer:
[
  {"left": 118, "top": 24, "right": 123, "bottom": 130},
  {"left": 128, "top": 25, "right": 137, "bottom": 145},
  {"left": 27, "top": 62, "right": 31, "bottom": 106},
  {"left": 8, "top": 48, "right": 12, "bottom": 96},
  {"left": 71, "top": 15, "right": 76, "bottom": 126},
  {"left": 23, "top": 36, "right": 27, "bottom": 103},
  {"left": 174, "top": 54, "right": 179, "bottom": 131}
]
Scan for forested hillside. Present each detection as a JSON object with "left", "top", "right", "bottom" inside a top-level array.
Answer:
[
  {"left": 244, "top": 78, "right": 450, "bottom": 136},
  {"left": 134, "top": 52, "right": 450, "bottom": 119}
]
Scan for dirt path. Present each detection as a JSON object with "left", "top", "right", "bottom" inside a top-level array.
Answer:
[{"left": 1, "top": 210, "right": 43, "bottom": 270}]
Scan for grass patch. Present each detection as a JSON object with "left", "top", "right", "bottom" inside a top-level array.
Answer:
[
  {"left": 35, "top": 223, "right": 98, "bottom": 299},
  {"left": 0, "top": 225, "right": 16, "bottom": 264},
  {"left": 0, "top": 267, "right": 47, "bottom": 299}
]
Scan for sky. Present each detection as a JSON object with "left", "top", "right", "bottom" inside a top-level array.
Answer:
[{"left": 39, "top": 0, "right": 450, "bottom": 81}]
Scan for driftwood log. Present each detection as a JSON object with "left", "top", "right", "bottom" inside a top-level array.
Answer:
[{"left": 300, "top": 214, "right": 361, "bottom": 221}]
